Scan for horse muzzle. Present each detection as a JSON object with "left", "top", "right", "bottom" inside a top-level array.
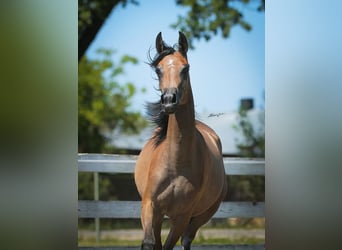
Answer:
[{"left": 161, "top": 88, "right": 179, "bottom": 114}]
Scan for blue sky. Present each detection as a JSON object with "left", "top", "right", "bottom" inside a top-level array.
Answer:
[{"left": 86, "top": 0, "right": 264, "bottom": 114}]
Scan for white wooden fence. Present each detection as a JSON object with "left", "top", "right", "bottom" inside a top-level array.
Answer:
[{"left": 78, "top": 154, "right": 265, "bottom": 250}]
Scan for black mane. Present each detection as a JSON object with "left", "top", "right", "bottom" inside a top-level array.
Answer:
[
  {"left": 146, "top": 43, "right": 177, "bottom": 146},
  {"left": 146, "top": 101, "right": 168, "bottom": 146}
]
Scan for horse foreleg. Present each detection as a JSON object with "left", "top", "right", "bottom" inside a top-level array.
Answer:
[
  {"left": 141, "top": 200, "right": 163, "bottom": 250},
  {"left": 181, "top": 198, "right": 222, "bottom": 250},
  {"left": 163, "top": 214, "right": 191, "bottom": 250}
]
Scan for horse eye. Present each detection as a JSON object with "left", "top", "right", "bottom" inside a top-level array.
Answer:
[
  {"left": 155, "top": 67, "right": 162, "bottom": 77},
  {"left": 181, "top": 64, "right": 190, "bottom": 74}
]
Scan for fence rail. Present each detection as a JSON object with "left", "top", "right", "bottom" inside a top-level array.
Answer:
[
  {"left": 78, "top": 200, "right": 264, "bottom": 219},
  {"left": 78, "top": 154, "right": 265, "bottom": 250},
  {"left": 78, "top": 154, "right": 265, "bottom": 176}
]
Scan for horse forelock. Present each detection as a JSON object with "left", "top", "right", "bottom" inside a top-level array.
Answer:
[{"left": 149, "top": 43, "right": 177, "bottom": 68}]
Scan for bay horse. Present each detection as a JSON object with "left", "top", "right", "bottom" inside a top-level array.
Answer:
[{"left": 134, "top": 32, "right": 227, "bottom": 250}]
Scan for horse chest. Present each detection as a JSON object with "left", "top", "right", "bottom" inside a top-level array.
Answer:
[{"left": 155, "top": 175, "right": 197, "bottom": 215}]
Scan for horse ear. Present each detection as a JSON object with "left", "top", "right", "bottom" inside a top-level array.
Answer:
[
  {"left": 156, "top": 32, "right": 164, "bottom": 54},
  {"left": 178, "top": 31, "right": 188, "bottom": 55}
]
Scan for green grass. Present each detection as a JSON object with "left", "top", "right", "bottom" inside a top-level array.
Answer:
[
  {"left": 78, "top": 235, "right": 264, "bottom": 247},
  {"left": 78, "top": 218, "right": 265, "bottom": 247},
  {"left": 193, "top": 236, "right": 264, "bottom": 245},
  {"left": 79, "top": 238, "right": 142, "bottom": 247}
]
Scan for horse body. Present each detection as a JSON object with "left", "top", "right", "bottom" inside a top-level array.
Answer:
[{"left": 134, "top": 32, "right": 227, "bottom": 250}]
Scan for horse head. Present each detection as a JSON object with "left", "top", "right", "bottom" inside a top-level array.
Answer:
[{"left": 153, "top": 32, "right": 190, "bottom": 114}]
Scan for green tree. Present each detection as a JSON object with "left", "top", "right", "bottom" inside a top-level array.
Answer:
[
  {"left": 78, "top": 0, "right": 264, "bottom": 60},
  {"left": 78, "top": 49, "right": 147, "bottom": 153},
  {"left": 234, "top": 106, "right": 265, "bottom": 158},
  {"left": 78, "top": 0, "right": 138, "bottom": 61},
  {"left": 172, "top": 0, "right": 265, "bottom": 48},
  {"left": 227, "top": 104, "right": 265, "bottom": 204},
  {"left": 78, "top": 49, "right": 147, "bottom": 209}
]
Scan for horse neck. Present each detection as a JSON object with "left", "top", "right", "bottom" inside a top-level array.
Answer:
[{"left": 165, "top": 81, "right": 196, "bottom": 161}]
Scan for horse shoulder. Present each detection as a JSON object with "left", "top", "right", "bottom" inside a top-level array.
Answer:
[
  {"left": 135, "top": 139, "right": 156, "bottom": 196},
  {"left": 135, "top": 139, "right": 171, "bottom": 198}
]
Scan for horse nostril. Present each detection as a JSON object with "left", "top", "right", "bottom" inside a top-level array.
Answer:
[{"left": 171, "top": 93, "right": 177, "bottom": 104}]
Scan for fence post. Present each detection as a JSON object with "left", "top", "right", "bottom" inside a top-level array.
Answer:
[{"left": 94, "top": 172, "right": 100, "bottom": 244}]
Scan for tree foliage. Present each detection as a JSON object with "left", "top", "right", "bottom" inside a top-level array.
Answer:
[
  {"left": 227, "top": 104, "right": 265, "bottom": 204},
  {"left": 78, "top": 49, "right": 147, "bottom": 153},
  {"left": 172, "top": 0, "right": 265, "bottom": 48},
  {"left": 78, "top": 0, "right": 138, "bottom": 61},
  {"left": 234, "top": 106, "right": 265, "bottom": 158},
  {"left": 78, "top": 0, "right": 264, "bottom": 59}
]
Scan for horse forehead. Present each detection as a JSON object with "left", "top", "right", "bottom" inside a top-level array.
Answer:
[{"left": 160, "top": 52, "right": 187, "bottom": 68}]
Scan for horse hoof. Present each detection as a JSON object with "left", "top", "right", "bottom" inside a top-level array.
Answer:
[{"left": 141, "top": 242, "right": 154, "bottom": 250}]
